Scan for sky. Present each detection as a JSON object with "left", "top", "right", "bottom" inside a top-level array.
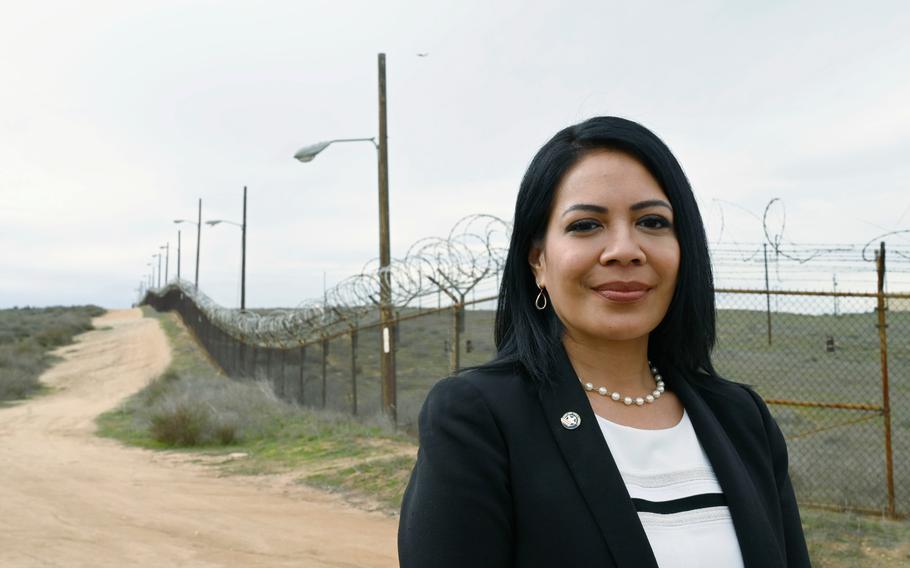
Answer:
[{"left": 2, "top": 0, "right": 909, "bottom": 309}]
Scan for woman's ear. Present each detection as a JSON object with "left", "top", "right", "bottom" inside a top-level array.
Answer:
[{"left": 528, "top": 242, "right": 546, "bottom": 287}]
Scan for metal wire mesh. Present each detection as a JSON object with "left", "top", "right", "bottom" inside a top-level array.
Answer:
[
  {"left": 714, "top": 291, "right": 900, "bottom": 515},
  {"left": 143, "top": 285, "right": 906, "bottom": 517},
  {"left": 138, "top": 219, "right": 908, "bottom": 517}
]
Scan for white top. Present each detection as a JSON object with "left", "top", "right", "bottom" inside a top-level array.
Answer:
[{"left": 596, "top": 410, "right": 745, "bottom": 568}]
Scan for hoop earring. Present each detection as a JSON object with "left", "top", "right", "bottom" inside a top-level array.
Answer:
[{"left": 535, "top": 285, "right": 548, "bottom": 310}]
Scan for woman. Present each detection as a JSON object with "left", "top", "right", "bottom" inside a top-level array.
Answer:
[{"left": 398, "top": 117, "right": 810, "bottom": 567}]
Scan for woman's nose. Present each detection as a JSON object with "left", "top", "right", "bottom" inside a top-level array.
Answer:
[{"left": 598, "top": 226, "right": 646, "bottom": 266}]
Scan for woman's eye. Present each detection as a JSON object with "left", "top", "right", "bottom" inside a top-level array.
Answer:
[
  {"left": 639, "top": 215, "right": 672, "bottom": 230},
  {"left": 567, "top": 220, "right": 601, "bottom": 233}
]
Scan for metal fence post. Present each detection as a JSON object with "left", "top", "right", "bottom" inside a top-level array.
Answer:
[
  {"left": 450, "top": 303, "right": 463, "bottom": 373},
  {"left": 392, "top": 312, "right": 398, "bottom": 414},
  {"left": 232, "top": 336, "right": 239, "bottom": 377},
  {"left": 875, "top": 241, "right": 896, "bottom": 518},
  {"left": 298, "top": 344, "right": 307, "bottom": 405},
  {"left": 279, "top": 348, "right": 287, "bottom": 398},
  {"left": 321, "top": 336, "right": 329, "bottom": 409},
  {"left": 350, "top": 328, "right": 358, "bottom": 416},
  {"left": 244, "top": 340, "right": 250, "bottom": 378},
  {"left": 764, "top": 243, "right": 772, "bottom": 346}
]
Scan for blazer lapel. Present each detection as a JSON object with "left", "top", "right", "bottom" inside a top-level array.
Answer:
[
  {"left": 670, "top": 370, "right": 785, "bottom": 568},
  {"left": 537, "top": 344, "right": 659, "bottom": 568}
]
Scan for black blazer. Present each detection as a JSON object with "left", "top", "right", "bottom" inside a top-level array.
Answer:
[{"left": 398, "top": 345, "right": 811, "bottom": 567}]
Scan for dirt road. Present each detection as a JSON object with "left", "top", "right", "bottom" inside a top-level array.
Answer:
[{"left": 0, "top": 309, "right": 399, "bottom": 567}]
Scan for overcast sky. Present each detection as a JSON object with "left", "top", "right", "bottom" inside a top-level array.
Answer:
[{"left": 2, "top": 0, "right": 909, "bottom": 309}]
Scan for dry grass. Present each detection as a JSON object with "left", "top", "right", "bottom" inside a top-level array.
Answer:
[{"left": 0, "top": 305, "right": 104, "bottom": 401}]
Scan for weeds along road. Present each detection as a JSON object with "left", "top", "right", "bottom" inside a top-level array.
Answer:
[{"left": 0, "top": 309, "right": 399, "bottom": 568}]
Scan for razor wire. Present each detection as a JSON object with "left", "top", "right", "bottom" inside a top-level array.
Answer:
[{"left": 144, "top": 214, "right": 513, "bottom": 347}]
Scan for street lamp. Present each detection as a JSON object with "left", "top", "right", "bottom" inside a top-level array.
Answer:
[
  {"left": 293, "top": 138, "right": 376, "bottom": 162},
  {"left": 160, "top": 243, "right": 169, "bottom": 284},
  {"left": 152, "top": 253, "right": 161, "bottom": 288},
  {"left": 146, "top": 262, "right": 154, "bottom": 288},
  {"left": 174, "top": 198, "right": 203, "bottom": 290},
  {"left": 206, "top": 186, "right": 248, "bottom": 310},
  {"left": 177, "top": 229, "right": 181, "bottom": 281},
  {"left": 293, "top": 53, "right": 395, "bottom": 422}
]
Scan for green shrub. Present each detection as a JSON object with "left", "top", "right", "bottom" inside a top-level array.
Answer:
[
  {"left": 0, "top": 305, "right": 103, "bottom": 401},
  {"left": 34, "top": 327, "right": 73, "bottom": 348},
  {"left": 0, "top": 368, "right": 41, "bottom": 400},
  {"left": 150, "top": 401, "right": 210, "bottom": 445},
  {"left": 138, "top": 369, "right": 181, "bottom": 406},
  {"left": 212, "top": 418, "right": 238, "bottom": 445},
  {"left": 131, "top": 370, "right": 294, "bottom": 447}
]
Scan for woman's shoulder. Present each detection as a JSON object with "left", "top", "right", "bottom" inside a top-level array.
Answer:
[
  {"left": 683, "top": 369, "right": 781, "bottom": 443},
  {"left": 682, "top": 369, "right": 773, "bottom": 423},
  {"left": 429, "top": 361, "right": 532, "bottom": 397},
  {"left": 685, "top": 369, "right": 761, "bottom": 402},
  {"left": 420, "top": 362, "right": 537, "bottom": 422}
]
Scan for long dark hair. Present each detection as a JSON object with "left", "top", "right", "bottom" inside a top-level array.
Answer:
[{"left": 489, "top": 116, "right": 717, "bottom": 386}]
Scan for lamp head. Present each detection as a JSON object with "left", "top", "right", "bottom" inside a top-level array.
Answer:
[{"left": 293, "top": 141, "right": 332, "bottom": 163}]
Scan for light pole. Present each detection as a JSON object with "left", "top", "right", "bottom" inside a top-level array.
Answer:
[
  {"left": 177, "top": 230, "right": 182, "bottom": 281},
  {"left": 174, "top": 198, "right": 202, "bottom": 290},
  {"left": 160, "top": 243, "right": 169, "bottom": 284},
  {"left": 206, "top": 187, "right": 248, "bottom": 310},
  {"left": 293, "top": 53, "right": 395, "bottom": 422},
  {"left": 146, "top": 262, "right": 154, "bottom": 288},
  {"left": 152, "top": 253, "right": 161, "bottom": 288}
]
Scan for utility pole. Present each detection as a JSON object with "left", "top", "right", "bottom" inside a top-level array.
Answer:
[
  {"left": 288, "top": 54, "right": 395, "bottom": 422},
  {"left": 377, "top": 52, "right": 396, "bottom": 423},
  {"left": 241, "top": 186, "right": 247, "bottom": 311},
  {"left": 162, "top": 243, "right": 170, "bottom": 284},
  {"left": 195, "top": 198, "right": 202, "bottom": 289},
  {"left": 763, "top": 243, "right": 772, "bottom": 346},
  {"left": 177, "top": 230, "right": 181, "bottom": 280},
  {"left": 833, "top": 273, "right": 839, "bottom": 316}
]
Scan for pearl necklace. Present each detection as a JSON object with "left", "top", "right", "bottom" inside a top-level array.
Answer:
[{"left": 581, "top": 361, "right": 665, "bottom": 406}]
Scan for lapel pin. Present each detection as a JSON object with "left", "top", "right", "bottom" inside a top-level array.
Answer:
[{"left": 560, "top": 411, "right": 581, "bottom": 430}]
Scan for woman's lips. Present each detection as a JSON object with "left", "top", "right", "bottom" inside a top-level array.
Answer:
[{"left": 594, "top": 288, "right": 650, "bottom": 303}]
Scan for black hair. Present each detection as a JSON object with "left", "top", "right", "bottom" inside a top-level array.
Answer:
[{"left": 489, "top": 116, "right": 717, "bottom": 386}]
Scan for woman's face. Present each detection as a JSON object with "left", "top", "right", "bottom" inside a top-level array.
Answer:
[{"left": 529, "top": 149, "right": 680, "bottom": 345}]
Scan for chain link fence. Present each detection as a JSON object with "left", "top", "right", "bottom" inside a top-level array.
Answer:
[
  {"left": 713, "top": 289, "right": 903, "bottom": 516},
  {"left": 143, "top": 283, "right": 906, "bottom": 517}
]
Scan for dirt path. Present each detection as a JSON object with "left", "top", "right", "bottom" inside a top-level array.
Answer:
[{"left": 0, "top": 309, "right": 399, "bottom": 567}]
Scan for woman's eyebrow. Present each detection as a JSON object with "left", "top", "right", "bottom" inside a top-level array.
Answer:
[
  {"left": 560, "top": 203, "right": 607, "bottom": 217},
  {"left": 630, "top": 199, "right": 672, "bottom": 211},
  {"left": 561, "top": 199, "right": 672, "bottom": 217}
]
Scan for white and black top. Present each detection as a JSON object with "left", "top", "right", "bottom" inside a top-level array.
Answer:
[{"left": 596, "top": 410, "right": 745, "bottom": 568}]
